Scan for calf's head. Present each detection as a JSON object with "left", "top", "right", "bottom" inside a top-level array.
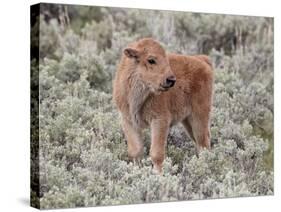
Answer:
[{"left": 124, "top": 38, "right": 176, "bottom": 92}]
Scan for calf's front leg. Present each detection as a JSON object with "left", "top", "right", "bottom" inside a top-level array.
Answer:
[
  {"left": 150, "top": 119, "right": 170, "bottom": 174},
  {"left": 121, "top": 117, "right": 144, "bottom": 162}
]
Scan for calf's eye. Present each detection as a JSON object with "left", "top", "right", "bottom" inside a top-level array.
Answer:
[{"left": 147, "top": 58, "right": 156, "bottom": 65}]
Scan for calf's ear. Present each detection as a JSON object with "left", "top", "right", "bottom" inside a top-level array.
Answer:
[{"left": 123, "top": 48, "right": 139, "bottom": 59}]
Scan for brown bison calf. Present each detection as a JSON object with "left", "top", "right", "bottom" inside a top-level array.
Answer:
[{"left": 113, "top": 38, "right": 213, "bottom": 174}]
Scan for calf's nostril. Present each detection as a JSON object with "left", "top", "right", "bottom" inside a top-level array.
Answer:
[{"left": 165, "top": 76, "right": 176, "bottom": 87}]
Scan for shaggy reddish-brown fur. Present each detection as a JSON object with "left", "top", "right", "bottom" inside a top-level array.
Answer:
[{"left": 113, "top": 38, "right": 214, "bottom": 173}]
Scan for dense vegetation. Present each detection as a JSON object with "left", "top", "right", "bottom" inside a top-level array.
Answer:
[{"left": 31, "top": 4, "right": 274, "bottom": 209}]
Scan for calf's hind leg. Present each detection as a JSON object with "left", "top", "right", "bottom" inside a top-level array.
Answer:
[
  {"left": 182, "top": 117, "right": 195, "bottom": 142},
  {"left": 190, "top": 112, "right": 211, "bottom": 153},
  {"left": 189, "top": 84, "right": 212, "bottom": 153}
]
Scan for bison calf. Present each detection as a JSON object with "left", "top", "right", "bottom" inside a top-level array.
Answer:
[{"left": 113, "top": 38, "right": 214, "bottom": 174}]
